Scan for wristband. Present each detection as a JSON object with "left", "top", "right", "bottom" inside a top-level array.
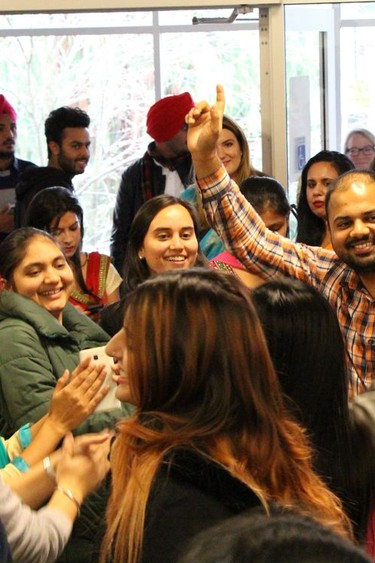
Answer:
[
  {"left": 11, "top": 456, "right": 30, "bottom": 473},
  {"left": 56, "top": 486, "right": 81, "bottom": 515},
  {"left": 18, "top": 423, "right": 32, "bottom": 449},
  {"left": 42, "top": 456, "right": 57, "bottom": 483}
]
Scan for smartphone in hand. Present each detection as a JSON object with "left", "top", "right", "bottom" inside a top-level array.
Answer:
[{"left": 79, "top": 346, "right": 121, "bottom": 412}]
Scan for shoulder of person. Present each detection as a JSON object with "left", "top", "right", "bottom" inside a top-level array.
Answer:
[{"left": 63, "top": 302, "right": 110, "bottom": 345}]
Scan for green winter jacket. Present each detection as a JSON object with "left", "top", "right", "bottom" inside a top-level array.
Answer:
[{"left": 0, "top": 290, "right": 131, "bottom": 438}]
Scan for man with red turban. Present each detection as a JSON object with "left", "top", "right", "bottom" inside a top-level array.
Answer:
[
  {"left": 0, "top": 95, "right": 36, "bottom": 241},
  {"left": 110, "top": 92, "right": 195, "bottom": 274}
]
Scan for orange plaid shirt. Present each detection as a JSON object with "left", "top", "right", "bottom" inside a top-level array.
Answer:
[{"left": 198, "top": 166, "right": 375, "bottom": 395}]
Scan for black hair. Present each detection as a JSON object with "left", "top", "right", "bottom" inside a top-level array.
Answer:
[
  {"left": 252, "top": 278, "right": 375, "bottom": 540},
  {"left": 44, "top": 106, "right": 90, "bottom": 158},
  {"left": 179, "top": 507, "right": 371, "bottom": 563},
  {"left": 296, "top": 150, "right": 354, "bottom": 246},
  {"left": 122, "top": 194, "right": 206, "bottom": 292},
  {"left": 24, "top": 186, "right": 92, "bottom": 297},
  {"left": 0, "top": 227, "right": 57, "bottom": 284},
  {"left": 240, "top": 176, "right": 290, "bottom": 217}
]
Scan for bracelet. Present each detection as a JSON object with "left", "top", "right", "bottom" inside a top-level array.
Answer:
[
  {"left": 56, "top": 486, "right": 81, "bottom": 515},
  {"left": 43, "top": 456, "right": 57, "bottom": 483}
]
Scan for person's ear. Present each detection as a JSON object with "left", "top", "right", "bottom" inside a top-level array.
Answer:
[
  {"left": 138, "top": 245, "right": 145, "bottom": 260},
  {"left": 48, "top": 140, "right": 61, "bottom": 156}
]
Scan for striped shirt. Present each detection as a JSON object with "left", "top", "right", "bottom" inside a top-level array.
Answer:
[{"left": 198, "top": 166, "right": 375, "bottom": 395}]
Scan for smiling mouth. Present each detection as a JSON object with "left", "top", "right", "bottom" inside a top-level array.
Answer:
[
  {"left": 112, "top": 373, "right": 128, "bottom": 385},
  {"left": 165, "top": 256, "right": 186, "bottom": 262},
  {"left": 39, "top": 288, "right": 63, "bottom": 297},
  {"left": 347, "top": 238, "right": 375, "bottom": 254}
]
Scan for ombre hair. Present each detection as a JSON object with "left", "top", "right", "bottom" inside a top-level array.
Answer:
[{"left": 101, "top": 269, "right": 351, "bottom": 563}]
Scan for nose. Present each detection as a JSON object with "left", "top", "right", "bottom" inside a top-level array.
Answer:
[
  {"left": 312, "top": 182, "right": 325, "bottom": 196},
  {"left": 350, "top": 219, "right": 370, "bottom": 238},
  {"left": 216, "top": 144, "right": 225, "bottom": 160},
  {"left": 105, "top": 330, "right": 122, "bottom": 361},
  {"left": 44, "top": 267, "right": 60, "bottom": 284},
  {"left": 81, "top": 145, "right": 90, "bottom": 159},
  {"left": 169, "top": 234, "right": 183, "bottom": 249},
  {"left": 61, "top": 230, "right": 73, "bottom": 244}
]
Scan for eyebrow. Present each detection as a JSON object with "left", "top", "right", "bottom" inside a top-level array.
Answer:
[
  {"left": 152, "top": 226, "right": 194, "bottom": 232},
  {"left": 53, "top": 221, "right": 79, "bottom": 230},
  {"left": 70, "top": 141, "right": 91, "bottom": 146},
  {"left": 334, "top": 209, "right": 375, "bottom": 222},
  {"left": 307, "top": 176, "right": 336, "bottom": 181},
  {"left": 24, "top": 256, "right": 65, "bottom": 268}
]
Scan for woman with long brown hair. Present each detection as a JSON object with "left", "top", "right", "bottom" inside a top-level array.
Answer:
[{"left": 102, "top": 268, "right": 351, "bottom": 563}]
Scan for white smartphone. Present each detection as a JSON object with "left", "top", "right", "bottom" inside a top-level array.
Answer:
[{"left": 79, "top": 346, "right": 121, "bottom": 412}]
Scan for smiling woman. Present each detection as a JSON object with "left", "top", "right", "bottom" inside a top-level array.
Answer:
[
  {"left": 99, "top": 194, "right": 207, "bottom": 336},
  {"left": 9, "top": 231, "right": 74, "bottom": 322},
  {"left": 0, "top": 226, "right": 131, "bottom": 560},
  {"left": 0, "top": 228, "right": 129, "bottom": 438},
  {"left": 25, "top": 186, "right": 122, "bottom": 320}
]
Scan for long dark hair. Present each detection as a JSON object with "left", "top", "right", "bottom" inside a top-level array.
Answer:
[
  {"left": 24, "top": 186, "right": 92, "bottom": 296},
  {"left": 252, "top": 278, "right": 375, "bottom": 540},
  {"left": 123, "top": 194, "right": 206, "bottom": 292},
  {"left": 296, "top": 151, "right": 354, "bottom": 246}
]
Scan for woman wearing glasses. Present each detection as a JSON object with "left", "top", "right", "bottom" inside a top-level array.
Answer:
[{"left": 344, "top": 129, "right": 375, "bottom": 169}]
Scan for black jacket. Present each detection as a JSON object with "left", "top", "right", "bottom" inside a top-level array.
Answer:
[
  {"left": 141, "top": 449, "right": 261, "bottom": 562},
  {"left": 15, "top": 166, "right": 74, "bottom": 227}
]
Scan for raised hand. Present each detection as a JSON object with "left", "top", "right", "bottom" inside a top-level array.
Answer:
[{"left": 186, "top": 84, "right": 225, "bottom": 162}]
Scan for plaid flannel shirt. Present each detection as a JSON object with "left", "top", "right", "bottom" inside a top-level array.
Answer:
[{"left": 198, "top": 166, "right": 375, "bottom": 395}]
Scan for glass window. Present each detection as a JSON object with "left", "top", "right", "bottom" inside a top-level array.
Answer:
[
  {"left": 340, "top": 2, "right": 375, "bottom": 20},
  {"left": 340, "top": 25, "right": 375, "bottom": 147},
  {"left": 0, "top": 10, "right": 260, "bottom": 253},
  {"left": 0, "top": 12, "right": 153, "bottom": 30}
]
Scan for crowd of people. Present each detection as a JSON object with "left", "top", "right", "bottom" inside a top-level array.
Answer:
[{"left": 0, "top": 85, "right": 375, "bottom": 562}]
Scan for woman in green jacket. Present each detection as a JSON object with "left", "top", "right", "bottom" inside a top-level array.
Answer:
[
  {"left": 0, "top": 227, "right": 131, "bottom": 562},
  {"left": 0, "top": 227, "right": 129, "bottom": 439}
]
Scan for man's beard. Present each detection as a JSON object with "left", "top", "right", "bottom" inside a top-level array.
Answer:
[
  {"left": 343, "top": 255, "right": 375, "bottom": 274},
  {"left": 341, "top": 237, "right": 375, "bottom": 274},
  {"left": 0, "top": 149, "right": 14, "bottom": 160},
  {"left": 57, "top": 154, "right": 87, "bottom": 178}
]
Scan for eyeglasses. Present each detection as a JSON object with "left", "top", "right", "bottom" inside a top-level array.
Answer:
[{"left": 346, "top": 145, "right": 375, "bottom": 157}]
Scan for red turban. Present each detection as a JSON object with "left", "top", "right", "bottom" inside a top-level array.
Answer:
[
  {"left": 146, "top": 92, "right": 194, "bottom": 143},
  {"left": 0, "top": 95, "right": 17, "bottom": 122}
]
